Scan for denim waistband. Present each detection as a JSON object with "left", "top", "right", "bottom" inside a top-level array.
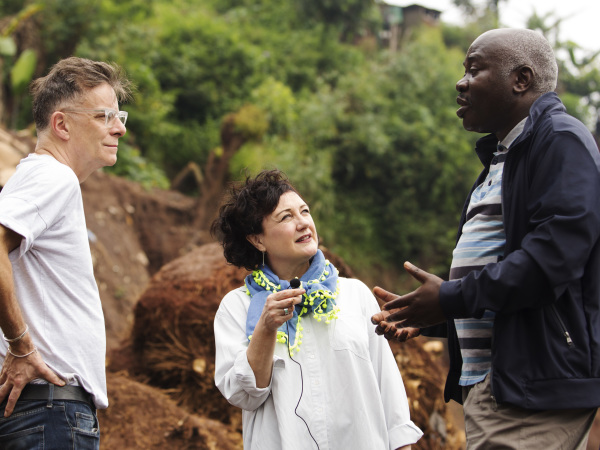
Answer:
[{"left": 1, "top": 384, "right": 94, "bottom": 409}]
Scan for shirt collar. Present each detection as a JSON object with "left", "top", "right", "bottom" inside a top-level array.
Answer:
[{"left": 500, "top": 117, "right": 528, "bottom": 150}]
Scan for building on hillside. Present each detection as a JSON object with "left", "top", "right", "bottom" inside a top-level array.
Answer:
[{"left": 376, "top": 1, "right": 442, "bottom": 51}]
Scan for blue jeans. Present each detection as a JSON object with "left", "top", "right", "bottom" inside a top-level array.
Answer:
[{"left": 0, "top": 399, "right": 100, "bottom": 450}]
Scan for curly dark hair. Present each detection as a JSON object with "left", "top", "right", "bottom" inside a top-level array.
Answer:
[{"left": 211, "top": 170, "right": 299, "bottom": 271}]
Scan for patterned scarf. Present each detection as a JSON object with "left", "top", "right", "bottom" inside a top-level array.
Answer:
[{"left": 245, "top": 249, "right": 339, "bottom": 355}]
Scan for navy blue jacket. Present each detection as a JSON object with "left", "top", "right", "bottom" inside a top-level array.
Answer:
[{"left": 433, "top": 92, "right": 600, "bottom": 409}]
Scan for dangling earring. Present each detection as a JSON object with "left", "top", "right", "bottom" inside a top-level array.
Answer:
[{"left": 262, "top": 251, "right": 265, "bottom": 267}]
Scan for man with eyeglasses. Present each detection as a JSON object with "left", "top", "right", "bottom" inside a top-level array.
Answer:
[{"left": 0, "top": 56, "right": 131, "bottom": 449}]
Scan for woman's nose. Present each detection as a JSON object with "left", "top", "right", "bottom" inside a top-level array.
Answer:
[{"left": 297, "top": 216, "right": 309, "bottom": 228}]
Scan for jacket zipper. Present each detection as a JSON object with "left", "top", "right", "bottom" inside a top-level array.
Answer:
[
  {"left": 489, "top": 361, "right": 497, "bottom": 411},
  {"left": 550, "top": 304, "right": 574, "bottom": 347},
  {"left": 489, "top": 315, "right": 497, "bottom": 410}
]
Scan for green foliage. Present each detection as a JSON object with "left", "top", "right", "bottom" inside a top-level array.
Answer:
[
  {"left": 10, "top": 48, "right": 36, "bottom": 94},
  {"left": 250, "top": 77, "right": 297, "bottom": 135},
  {"left": 0, "top": 2, "right": 43, "bottom": 128},
  {"left": 0, "top": 36, "right": 16, "bottom": 56},
  {"left": 441, "top": 23, "right": 480, "bottom": 53},
  {"left": 226, "top": 27, "right": 480, "bottom": 275},
  {"left": 525, "top": 10, "right": 600, "bottom": 131},
  {"left": 104, "top": 142, "right": 170, "bottom": 190},
  {"left": 232, "top": 104, "right": 269, "bottom": 141},
  {"left": 452, "top": 0, "right": 508, "bottom": 28},
  {"left": 78, "top": 0, "right": 270, "bottom": 175},
  {"left": 149, "top": 4, "right": 260, "bottom": 123},
  {"left": 0, "top": 0, "right": 25, "bottom": 15},
  {"left": 317, "top": 28, "right": 480, "bottom": 274},
  {"left": 559, "top": 92, "right": 594, "bottom": 128},
  {"left": 229, "top": 79, "right": 340, "bottom": 226},
  {"left": 1, "top": 0, "right": 598, "bottom": 280},
  {"left": 295, "top": 0, "right": 379, "bottom": 42},
  {"left": 1, "top": 3, "right": 44, "bottom": 36},
  {"left": 37, "top": 0, "right": 98, "bottom": 60}
]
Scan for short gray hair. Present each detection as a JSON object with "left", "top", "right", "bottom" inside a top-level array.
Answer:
[
  {"left": 480, "top": 28, "right": 558, "bottom": 94},
  {"left": 30, "top": 56, "right": 133, "bottom": 131}
]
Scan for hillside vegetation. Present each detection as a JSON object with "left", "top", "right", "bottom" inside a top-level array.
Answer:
[{"left": 1, "top": 0, "right": 598, "bottom": 285}]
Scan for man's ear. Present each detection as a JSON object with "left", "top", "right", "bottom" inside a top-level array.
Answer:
[
  {"left": 247, "top": 234, "right": 265, "bottom": 252},
  {"left": 50, "top": 111, "right": 70, "bottom": 141},
  {"left": 514, "top": 65, "right": 534, "bottom": 94}
]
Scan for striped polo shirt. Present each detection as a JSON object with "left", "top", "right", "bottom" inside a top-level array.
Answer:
[{"left": 450, "top": 118, "right": 526, "bottom": 386}]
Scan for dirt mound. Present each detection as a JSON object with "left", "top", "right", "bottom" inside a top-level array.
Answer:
[
  {"left": 82, "top": 172, "right": 154, "bottom": 349},
  {"left": 108, "top": 241, "right": 463, "bottom": 448},
  {"left": 2, "top": 127, "right": 596, "bottom": 449},
  {"left": 391, "top": 338, "right": 465, "bottom": 449},
  {"left": 109, "top": 242, "right": 246, "bottom": 428},
  {"left": 99, "top": 372, "right": 242, "bottom": 449},
  {"left": 82, "top": 168, "right": 212, "bottom": 349}
]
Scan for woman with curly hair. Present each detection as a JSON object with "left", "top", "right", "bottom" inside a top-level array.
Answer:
[{"left": 211, "top": 169, "right": 422, "bottom": 450}]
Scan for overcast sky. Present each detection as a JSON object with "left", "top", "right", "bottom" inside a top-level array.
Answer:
[{"left": 389, "top": 0, "right": 600, "bottom": 52}]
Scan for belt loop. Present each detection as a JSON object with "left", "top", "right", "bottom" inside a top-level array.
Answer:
[{"left": 47, "top": 384, "right": 54, "bottom": 409}]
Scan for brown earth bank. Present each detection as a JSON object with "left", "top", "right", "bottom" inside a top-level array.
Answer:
[
  {"left": 83, "top": 165, "right": 468, "bottom": 448},
  {"left": 107, "top": 241, "right": 464, "bottom": 449},
  {"left": 2, "top": 126, "right": 599, "bottom": 448},
  {"left": 99, "top": 372, "right": 242, "bottom": 449}
]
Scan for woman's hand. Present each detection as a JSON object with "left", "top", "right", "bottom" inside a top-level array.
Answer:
[
  {"left": 259, "top": 288, "right": 304, "bottom": 332},
  {"left": 247, "top": 287, "right": 305, "bottom": 388}
]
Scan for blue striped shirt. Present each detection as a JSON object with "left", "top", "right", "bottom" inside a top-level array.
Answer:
[
  {"left": 451, "top": 150, "right": 506, "bottom": 385},
  {"left": 450, "top": 118, "right": 526, "bottom": 386}
]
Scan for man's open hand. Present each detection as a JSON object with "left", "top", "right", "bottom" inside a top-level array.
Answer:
[{"left": 371, "top": 262, "right": 446, "bottom": 337}]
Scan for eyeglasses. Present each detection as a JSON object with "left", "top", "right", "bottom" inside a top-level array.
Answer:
[{"left": 62, "top": 108, "right": 128, "bottom": 127}]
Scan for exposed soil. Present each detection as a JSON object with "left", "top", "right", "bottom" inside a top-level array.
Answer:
[
  {"left": 82, "top": 166, "right": 468, "bottom": 449},
  {"left": 98, "top": 372, "right": 242, "bottom": 449},
  {"left": 2, "top": 127, "right": 598, "bottom": 449}
]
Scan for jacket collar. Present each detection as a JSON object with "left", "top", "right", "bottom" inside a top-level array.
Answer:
[{"left": 474, "top": 92, "right": 565, "bottom": 168}]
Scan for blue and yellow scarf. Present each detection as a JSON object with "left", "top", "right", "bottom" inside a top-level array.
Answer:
[{"left": 245, "top": 249, "right": 340, "bottom": 355}]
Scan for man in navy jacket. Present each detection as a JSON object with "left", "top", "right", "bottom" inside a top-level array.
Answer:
[{"left": 372, "top": 28, "right": 600, "bottom": 448}]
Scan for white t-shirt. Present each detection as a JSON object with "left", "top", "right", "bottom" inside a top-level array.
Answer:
[
  {"left": 214, "top": 277, "right": 423, "bottom": 450},
  {"left": 0, "top": 154, "right": 107, "bottom": 409}
]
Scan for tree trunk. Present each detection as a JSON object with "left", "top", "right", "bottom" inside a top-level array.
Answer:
[{"left": 193, "top": 112, "right": 246, "bottom": 230}]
